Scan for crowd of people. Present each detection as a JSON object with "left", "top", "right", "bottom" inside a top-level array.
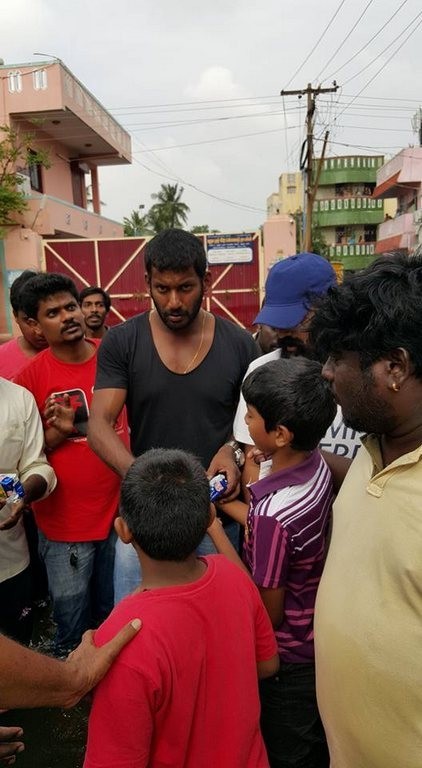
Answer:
[{"left": 0, "top": 228, "right": 421, "bottom": 768}]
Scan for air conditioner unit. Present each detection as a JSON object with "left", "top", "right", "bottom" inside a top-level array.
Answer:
[
  {"left": 414, "top": 209, "right": 422, "bottom": 225},
  {"left": 16, "top": 172, "right": 31, "bottom": 196}
]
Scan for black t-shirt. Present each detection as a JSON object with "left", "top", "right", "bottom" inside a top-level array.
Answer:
[{"left": 95, "top": 312, "right": 257, "bottom": 468}]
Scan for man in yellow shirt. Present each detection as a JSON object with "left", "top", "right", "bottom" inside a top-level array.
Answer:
[{"left": 309, "top": 250, "right": 422, "bottom": 768}]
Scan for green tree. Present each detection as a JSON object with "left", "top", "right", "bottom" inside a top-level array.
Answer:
[
  {"left": 148, "top": 183, "right": 190, "bottom": 231},
  {"left": 311, "top": 225, "right": 329, "bottom": 259},
  {"left": 0, "top": 124, "right": 49, "bottom": 230},
  {"left": 292, "top": 208, "right": 329, "bottom": 258},
  {"left": 123, "top": 208, "right": 152, "bottom": 236},
  {"left": 190, "top": 225, "right": 220, "bottom": 234}
]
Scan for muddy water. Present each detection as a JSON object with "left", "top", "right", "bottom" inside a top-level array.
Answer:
[
  {"left": 0, "top": 603, "right": 89, "bottom": 767},
  {"left": 1, "top": 702, "right": 89, "bottom": 767}
]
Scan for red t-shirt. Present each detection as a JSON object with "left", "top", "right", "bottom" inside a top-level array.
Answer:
[
  {"left": 16, "top": 342, "right": 128, "bottom": 542},
  {"left": 84, "top": 555, "right": 277, "bottom": 768},
  {"left": 0, "top": 337, "right": 32, "bottom": 381}
]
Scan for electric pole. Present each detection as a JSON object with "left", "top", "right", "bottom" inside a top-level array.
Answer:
[{"left": 280, "top": 82, "right": 339, "bottom": 251}]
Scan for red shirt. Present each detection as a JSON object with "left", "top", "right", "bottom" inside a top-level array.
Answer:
[
  {"left": 0, "top": 338, "right": 32, "bottom": 381},
  {"left": 84, "top": 556, "right": 277, "bottom": 768},
  {"left": 16, "top": 342, "right": 128, "bottom": 541}
]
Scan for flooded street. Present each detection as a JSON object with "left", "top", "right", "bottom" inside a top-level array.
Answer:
[
  {"left": 1, "top": 702, "right": 89, "bottom": 767},
  {"left": 0, "top": 603, "right": 89, "bottom": 767}
]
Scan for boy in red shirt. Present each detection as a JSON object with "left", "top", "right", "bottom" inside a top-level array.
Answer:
[{"left": 84, "top": 448, "right": 278, "bottom": 768}]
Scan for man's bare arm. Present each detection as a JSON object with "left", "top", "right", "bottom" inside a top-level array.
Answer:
[
  {"left": 88, "top": 388, "right": 135, "bottom": 478},
  {"left": 0, "top": 620, "right": 141, "bottom": 710}
]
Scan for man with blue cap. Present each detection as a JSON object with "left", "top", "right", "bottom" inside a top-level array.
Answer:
[{"left": 233, "top": 252, "right": 361, "bottom": 460}]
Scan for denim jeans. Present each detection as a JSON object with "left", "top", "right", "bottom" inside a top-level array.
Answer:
[
  {"left": 38, "top": 529, "right": 116, "bottom": 656},
  {"left": 259, "top": 662, "right": 329, "bottom": 768},
  {"left": 113, "top": 521, "right": 240, "bottom": 605}
]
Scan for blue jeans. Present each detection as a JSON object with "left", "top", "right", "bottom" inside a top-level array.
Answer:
[
  {"left": 113, "top": 521, "right": 240, "bottom": 605},
  {"left": 38, "top": 529, "right": 116, "bottom": 656}
]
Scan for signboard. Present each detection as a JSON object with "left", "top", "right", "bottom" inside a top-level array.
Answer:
[{"left": 206, "top": 233, "right": 254, "bottom": 265}]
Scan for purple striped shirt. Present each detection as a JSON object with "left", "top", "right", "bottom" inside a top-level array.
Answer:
[{"left": 243, "top": 450, "right": 334, "bottom": 663}]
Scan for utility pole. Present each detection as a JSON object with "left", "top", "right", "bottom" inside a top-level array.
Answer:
[{"left": 280, "top": 82, "right": 339, "bottom": 251}]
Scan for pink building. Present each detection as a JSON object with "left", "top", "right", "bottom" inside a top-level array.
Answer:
[
  {"left": 373, "top": 148, "right": 422, "bottom": 254},
  {"left": 262, "top": 215, "right": 297, "bottom": 274},
  {"left": 0, "top": 59, "right": 131, "bottom": 340}
]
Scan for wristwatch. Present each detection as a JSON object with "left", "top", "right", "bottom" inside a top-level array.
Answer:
[{"left": 225, "top": 439, "right": 245, "bottom": 468}]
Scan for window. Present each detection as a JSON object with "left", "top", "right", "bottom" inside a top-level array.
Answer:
[
  {"left": 28, "top": 150, "right": 43, "bottom": 192},
  {"left": 287, "top": 185, "right": 296, "bottom": 194},
  {"left": 33, "top": 68, "right": 47, "bottom": 90},
  {"left": 364, "top": 225, "right": 377, "bottom": 243},
  {"left": 287, "top": 173, "right": 296, "bottom": 184},
  {"left": 8, "top": 71, "right": 22, "bottom": 93}
]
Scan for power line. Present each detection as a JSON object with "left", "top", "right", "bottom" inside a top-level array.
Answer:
[
  {"left": 335, "top": 13, "right": 422, "bottom": 120},
  {"left": 316, "top": 0, "right": 376, "bottom": 82},
  {"left": 323, "top": 0, "right": 410, "bottom": 82},
  {"left": 130, "top": 156, "right": 266, "bottom": 214},
  {"left": 342, "top": 9, "right": 422, "bottom": 86},
  {"left": 132, "top": 126, "right": 300, "bottom": 154},
  {"left": 284, "top": 0, "right": 348, "bottom": 88}
]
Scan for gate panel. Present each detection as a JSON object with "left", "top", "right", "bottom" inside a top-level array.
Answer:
[{"left": 44, "top": 232, "right": 262, "bottom": 329}]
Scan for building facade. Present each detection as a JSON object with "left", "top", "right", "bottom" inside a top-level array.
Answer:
[
  {"left": 312, "top": 155, "right": 396, "bottom": 271},
  {"left": 0, "top": 59, "right": 131, "bottom": 340},
  {"left": 373, "top": 147, "right": 422, "bottom": 254},
  {"left": 267, "top": 156, "right": 396, "bottom": 272},
  {"left": 267, "top": 171, "right": 303, "bottom": 217}
]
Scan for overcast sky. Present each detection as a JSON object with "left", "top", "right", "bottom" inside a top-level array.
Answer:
[{"left": 2, "top": 0, "right": 421, "bottom": 232}]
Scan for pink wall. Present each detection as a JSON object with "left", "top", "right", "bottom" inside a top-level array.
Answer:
[{"left": 262, "top": 216, "right": 297, "bottom": 274}]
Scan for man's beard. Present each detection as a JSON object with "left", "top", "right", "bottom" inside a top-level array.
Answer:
[
  {"left": 277, "top": 335, "right": 311, "bottom": 358},
  {"left": 153, "top": 292, "right": 204, "bottom": 331}
]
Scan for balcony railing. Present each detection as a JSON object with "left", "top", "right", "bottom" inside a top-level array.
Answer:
[
  {"left": 329, "top": 243, "right": 375, "bottom": 258},
  {"left": 314, "top": 197, "right": 383, "bottom": 213}
]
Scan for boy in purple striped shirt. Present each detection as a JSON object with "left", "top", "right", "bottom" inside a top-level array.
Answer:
[{"left": 241, "top": 358, "right": 336, "bottom": 768}]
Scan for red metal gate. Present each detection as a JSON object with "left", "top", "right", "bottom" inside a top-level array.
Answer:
[{"left": 43, "top": 232, "right": 262, "bottom": 329}]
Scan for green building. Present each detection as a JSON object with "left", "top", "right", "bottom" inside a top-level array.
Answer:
[{"left": 312, "top": 155, "right": 391, "bottom": 271}]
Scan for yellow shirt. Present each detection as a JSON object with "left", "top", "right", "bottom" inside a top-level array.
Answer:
[{"left": 315, "top": 435, "right": 422, "bottom": 768}]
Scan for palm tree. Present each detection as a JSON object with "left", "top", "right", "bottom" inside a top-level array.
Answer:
[
  {"left": 123, "top": 209, "right": 152, "bottom": 236},
  {"left": 148, "top": 183, "right": 190, "bottom": 231}
]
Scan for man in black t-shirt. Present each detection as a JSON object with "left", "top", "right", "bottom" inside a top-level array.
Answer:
[{"left": 88, "top": 229, "right": 257, "bottom": 601}]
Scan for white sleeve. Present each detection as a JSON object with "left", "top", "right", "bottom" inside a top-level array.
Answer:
[
  {"left": 233, "top": 350, "right": 281, "bottom": 445},
  {"left": 233, "top": 388, "right": 252, "bottom": 444}
]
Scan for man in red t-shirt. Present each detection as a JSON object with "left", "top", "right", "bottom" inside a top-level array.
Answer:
[
  {"left": 84, "top": 448, "right": 278, "bottom": 768},
  {"left": 16, "top": 273, "right": 128, "bottom": 657},
  {"left": 0, "top": 270, "right": 48, "bottom": 381}
]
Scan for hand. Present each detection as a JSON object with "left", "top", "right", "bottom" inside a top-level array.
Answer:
[
  {"left": 43, "top": 394, "right": 75, "bottom": 435},
  {"left": 64, "top": 618, "right": 142, "bottom": 706},
  {"left": 207, "top": 445, "right": 240, "bottom": 500},
  {"left": 246, "top": 446, "right": 270, "bottom": 465},
  {"left": 0, "top": 727, "right": 24, "bottom": 765},
  {"left": 0, "top": 499, "right": 25, "bottom": 531}
]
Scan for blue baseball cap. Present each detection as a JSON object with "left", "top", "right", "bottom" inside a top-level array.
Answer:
[{"left": 254, "top": 252, "right": 336, "bottom": 329}]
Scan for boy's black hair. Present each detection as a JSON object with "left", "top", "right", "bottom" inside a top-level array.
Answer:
[
  {"left": 18, "top": 273, "right": 80, "bottom": 320},
  {"left": 144, "top": 229, "right": 207, "bottom": 279},
  {"left": 242, "top": 357, "right": 336, "bottom": 452},
  {"left": 120, "top": 448, "right": 211, "bottom": 561},
  {"left": 79, "top": 286, "right": 111, "bottom": 312},
  {"left": 309, "top": 250, "right": 422, "bottom": 377},
  {"left": 10, "top": 270, "right": 38, "bottom": 313}
]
